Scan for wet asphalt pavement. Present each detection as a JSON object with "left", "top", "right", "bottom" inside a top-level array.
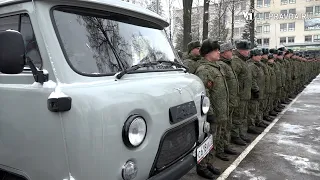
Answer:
[{"left": 182, "top": 74, "right": 320, "bottom": 180}]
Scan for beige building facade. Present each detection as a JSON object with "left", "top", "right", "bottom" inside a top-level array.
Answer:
[{"left": 254, "top": 0, "right": 320, "bottom": 48}]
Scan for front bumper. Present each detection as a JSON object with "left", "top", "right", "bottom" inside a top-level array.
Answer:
[{"left": 147, "top": 153, "right": 196, "bottom": 180}]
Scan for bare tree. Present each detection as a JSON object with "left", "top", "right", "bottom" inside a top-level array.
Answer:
[
  {"left": 202, "top": 0, "right": 210, "bottom": 40},
  {"left": 182, "top": 0, "right": 193, "bottom": 51},
  {"left": 249, "top": 0, "right": 255, "bottom": 48},
  {"left": 209, "top": 0, "right": 230, "bottom": 42}
]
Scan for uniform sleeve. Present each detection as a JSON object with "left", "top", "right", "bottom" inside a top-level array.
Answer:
[
  {"left": 249, "top": 64, "right": 259, "bottom": 92},
  {"left": 231, "top": 59, "right": 240, "bottom": 76},
  {"left": 195, "top": 66, "right": 215, "bottom": 115}
]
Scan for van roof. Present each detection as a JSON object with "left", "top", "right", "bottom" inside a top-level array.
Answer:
[{"left": 0, "top": 0, "right": 169, "bottom": 27}]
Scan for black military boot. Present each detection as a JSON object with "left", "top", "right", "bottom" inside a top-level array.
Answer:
[
  {"left": 224, "top": 146, "right": 239, "bottom": 155},
  {"left": 274, "top": 107, "right": 282, "bottom": 112},
  {"left": 231, "top": 137, "right": 247, "bottom": 146},
  {"left": 281, "top": 100, "right": 290, "bottom": 104},
  {"left": 256, "top": 122, "right": 268, "bottom": 128},
  {"left": 278, "top": 104, "right": 286, "bottom": 109},
  {"left": 207, "top": 164, "right": 221, "bottom": 175},
  {"left": 196, "top": 165, "right": 215, "bottom": 179},
  {"left": 264, "top": 116, "right": 274, "bottom": 122},
  {"left": 240, "top": 135, "right": 252, "bottom": 143},
  {"left": 216, "top": 152, "right": 230, "bottom": 161},
  {"left": 248, "top": 127, "right": 263, "bottom": 134},
  {"left": 269, "top": 111, "right": 278, "bottom": 116},
  {"left": 285, "top": 98, "right": 292, "bottom": 102}
]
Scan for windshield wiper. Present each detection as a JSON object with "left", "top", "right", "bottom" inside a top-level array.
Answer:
[
  {"left": 115, "top": 60, "right": 188, "bottom": 79},
  {"left": 157, "top": 60, "right": 189, "bottom": 72}
]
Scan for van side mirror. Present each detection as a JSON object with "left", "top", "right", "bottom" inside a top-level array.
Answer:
[{"left": 0, "top": 30, "right": 26, "bottom": 74}]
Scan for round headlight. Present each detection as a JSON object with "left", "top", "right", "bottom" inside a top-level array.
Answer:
[
  {"left": 201, "top": 96, "right": 210, "bottom": 115},
  {"left": 122, "top": 160, "right": 138, "bottom": 180},
  {"left": 122, "top": 115, "right": 147, "bottom": 148}
]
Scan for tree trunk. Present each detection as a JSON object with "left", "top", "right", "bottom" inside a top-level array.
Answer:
[
  {"left": 183, "top": 0, "right": 193, "bottom": 51},
  {"left": 231, "top": 0, "right": 235, "bottom": 44},
  {"left": 249, "top": 0, "right": 255, "bottom": 48},
  {"left": 202, "top": 0, "right": 209, "bottom": 41}
]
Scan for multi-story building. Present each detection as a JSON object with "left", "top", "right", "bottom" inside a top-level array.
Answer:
[
  {"left": 229, "top": 0, "right": 251, "bottom": 42},
  {"left": 254, "top": 0, "right": 320, "bottom": 48}
]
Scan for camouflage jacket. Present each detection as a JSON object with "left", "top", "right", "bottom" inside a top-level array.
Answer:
[
  {"left": 267, "top": 62, "right": 277, "bottom": 94},
  {"left": 248, "top": 60, "right": 265, "bottom": 100},
  {"left": 182, "top": 53, "right": 202, "bottom": 74},
  {"left": 273, "top": 60, "right": 283, "bottom": 88},
  {"left": 218, "top": 57, "right": 239, "bottom": 108},
  {"left": 232, "top": 50, "right": 253, "bottom": 101},
  {"left": 276, "top": 58, "right": 287, "bottom": 88},
  {"left": 260, "top": 58, "right": 271, "bottom": 94},
  {"left": 195, "top": 59, "right": 229, "bottom": 123},
  {"left": 283, "top": 58, "right": 292, "bottom": 84}
]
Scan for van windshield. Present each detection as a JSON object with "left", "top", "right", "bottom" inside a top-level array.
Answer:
[{"left": 52, "top": 7, "right": 178, "bottom": 76}]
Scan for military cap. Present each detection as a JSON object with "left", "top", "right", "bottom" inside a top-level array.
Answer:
[
  {"left": 236, "top": 40, "right": 251, "bottom": 50},
  {"left": 278, "top": 47, "right": 286, "bottom": 52},
  {"left": 187, "top": 41, "right": 201, "bottom": 53},
  {"left": 288, "top": 49, "right": 293, "bottom": 53},
  {"left": 261, "top": 48, "right": 269, "bottom": 55},
  {"left": 269, "top": 49, "right": 278, "bottom": 54},
  {"left": 250, "top": 48, "right": 262, "bottom": 57},
  {"left": 200, "top": 38, "right": 220, "bottom": 57},
  {"left": 278, "top": 51, "right": 283, "bottom": 56},
  {"left": 268, "top": 53, "right": 274, "bottom": 59},
  {"left": 220, "top": 42, "right": 234, "bottom": 52}
]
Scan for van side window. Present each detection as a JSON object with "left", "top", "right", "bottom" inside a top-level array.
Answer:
[{"left": 0, "top": 13, "right": 42, "bottom": 69}]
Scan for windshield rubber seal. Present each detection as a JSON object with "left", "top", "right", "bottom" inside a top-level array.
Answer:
[{"left": 50, "top": 5, "right": 182, "bottom": 77}]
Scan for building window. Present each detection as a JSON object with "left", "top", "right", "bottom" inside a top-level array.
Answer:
[
  {"left": 314, "top": 35, "right": 320, "bottom": 42},
  {"left": 241, "top": 1, "right": 246, "bottom": 10},
  {"left": 281, "top": 0, "right": 288, "bottom": 5},
  {"left": 280, "top": 37, "right": 287, "bottom": 44},
  {"left": 264, "top": 12, "right": 270, "bottom": 19},
  {"left": 288, "top": 22, "right": 295, "bottom": 31},
  {"left": 257, "top": 26, "right": 262, "bottom": 33},
  {"left": 263, "top": 25, "right": 270, "bottom": 33},
  {"left": 257, "top": 39, "right": 262, "bottom": 45},
  {"left": 289, "top": 0, "right": 296, "bottom": 3},
  {"left": 280, "top": 10, "right": 288, "bottom": 15},
  {"left": 306, "top": 0, "right": 313, "bottom": 1},
  {"left": 257, "top": 0, "right": 263, "bottom": 7},
  {"left": 305, "top": 35, "right": 312, "bottom": 42},
  {"left": 234, "top": 28, "right": 240, "bottom": 36},
  {"left": 315, "top": 6, "right": 320, "bottom": 15},
  {"left": 263, "top": 38, "right": 269, "bottom": 45},
  {"left": 257, "top": 13, "right": 263, "bottom": 20},
  {"left": 288, "top": 37, "right": 295, "bottom": 43},
  {"left": 240, "top": 27, "right": 245, "bottom": 33},
  {"left": 280, "top": 23, "right": 287, "bottom": 31},
  {"left": 289, "top": 9, "right": 296, "bottom": 14},
  {"left": 264, "top": 0, "right": 270, "bottom": 6},
  {"left": 306, "top": 7, "right": 313, "bottom": 14}
]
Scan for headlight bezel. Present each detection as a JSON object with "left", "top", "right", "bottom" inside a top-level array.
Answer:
[
  {"left": 122, "top": 115, "right": 147, "bottom": 148},
  {"left": 201, "top": 95, "right": 210, "bottom": 115}
]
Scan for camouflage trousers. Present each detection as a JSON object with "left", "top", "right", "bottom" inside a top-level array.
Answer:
[
  {"left": 268, "top": 93, "right": 276, "bottom": 111},
  {"left": 262, "top": 95, "right": 271, "bottom": 116},
  {"left": 224, "top": 107, "right": 235, "bottom": 149},
  {"left": 248, "top": 100, "right": 263, "bottom": 127},
  {"left": 233, "top": 100, "right": 249, "bottom": 138},
  {"left": 259, "top": 98, "right": 267, "bottom": 122}
]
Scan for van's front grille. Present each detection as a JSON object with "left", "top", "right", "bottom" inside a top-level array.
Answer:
[{"left": 149, "top": 120, "right": 198, "bottom": 176}]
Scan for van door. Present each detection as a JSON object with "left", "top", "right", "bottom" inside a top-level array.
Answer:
[{"left": 0, "top": 13, "right": 68, "bottom": 180}]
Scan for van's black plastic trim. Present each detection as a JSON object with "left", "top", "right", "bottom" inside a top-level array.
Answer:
[
  {"left": 50, "top": 5, "right": 182, "bottom": 77},
  {"left": 149, "top": 119, "right": 199, "bottom": 177},
  {"left": 169, "top": 101, "right": 197, "bottom": 124},
  {"left": 147, "top": 154, "right": 196, "bottom": 180}
]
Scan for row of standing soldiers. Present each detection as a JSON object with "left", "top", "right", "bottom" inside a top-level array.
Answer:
[{"left": 180, "top": 39, "right": 320, "bottom": 179}]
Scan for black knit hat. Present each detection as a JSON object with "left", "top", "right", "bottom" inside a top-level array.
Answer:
[
  {"left": 187, "top": 41, "right": 201, "bottom": 53},
  {"left": 250, "top": 48, "right": 262, "bottom": 57},
  {"left": 200, "top": 38, "right": 220, "bottom": 57},
  {"left": 236, "top": 40, "right": 251, "bottom": 50},
  {"left": 278, "top": 51, "right": 283, "bottom": 56},
  {"left": 278, "top": 47, "right": 286, "bottom": 52},
  {"left": 261, "top": 48, "right": 269, "bottom": 55}
]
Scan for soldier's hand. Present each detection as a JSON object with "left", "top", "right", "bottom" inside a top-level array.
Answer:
[{"left": 252, "top": 90, "right": 259, "bottom": 99}]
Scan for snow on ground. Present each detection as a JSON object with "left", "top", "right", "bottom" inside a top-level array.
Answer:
[
  {"left": 232, "top": 168, "right": 267, "bottom": 180},
  {"left": 274, "top": 153, "right": 320, "bottom": 177}
]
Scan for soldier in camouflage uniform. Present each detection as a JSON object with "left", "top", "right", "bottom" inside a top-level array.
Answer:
[
  {"left": 283, "top": 49, "right": 295, "bottom": 99},
  {"left": 230, "top": 40, "right": 252, "bottom": 144},
  {"left": 260, "top": 48, "right": 275, "bottom": 121},
  {"left": 276, "top": 50, "right": 290, "bottom": 105},
  {"left": 247, "top": 49, "right": 268, "bottom": 133},
  {"left": 182, "top": 41, "right": 202, "bottom": 74},
  {"left": 266, "top": 53, "right": 278, "bottom": 117},
  {"left": 195, "top": 39, "right": 226, "bottom": 178},
  {"left": 270, "top": 49, "right": 284, "bottom": 113},
  {"left": 218, "top": 42, "right": 244, "bottom": 152}
]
